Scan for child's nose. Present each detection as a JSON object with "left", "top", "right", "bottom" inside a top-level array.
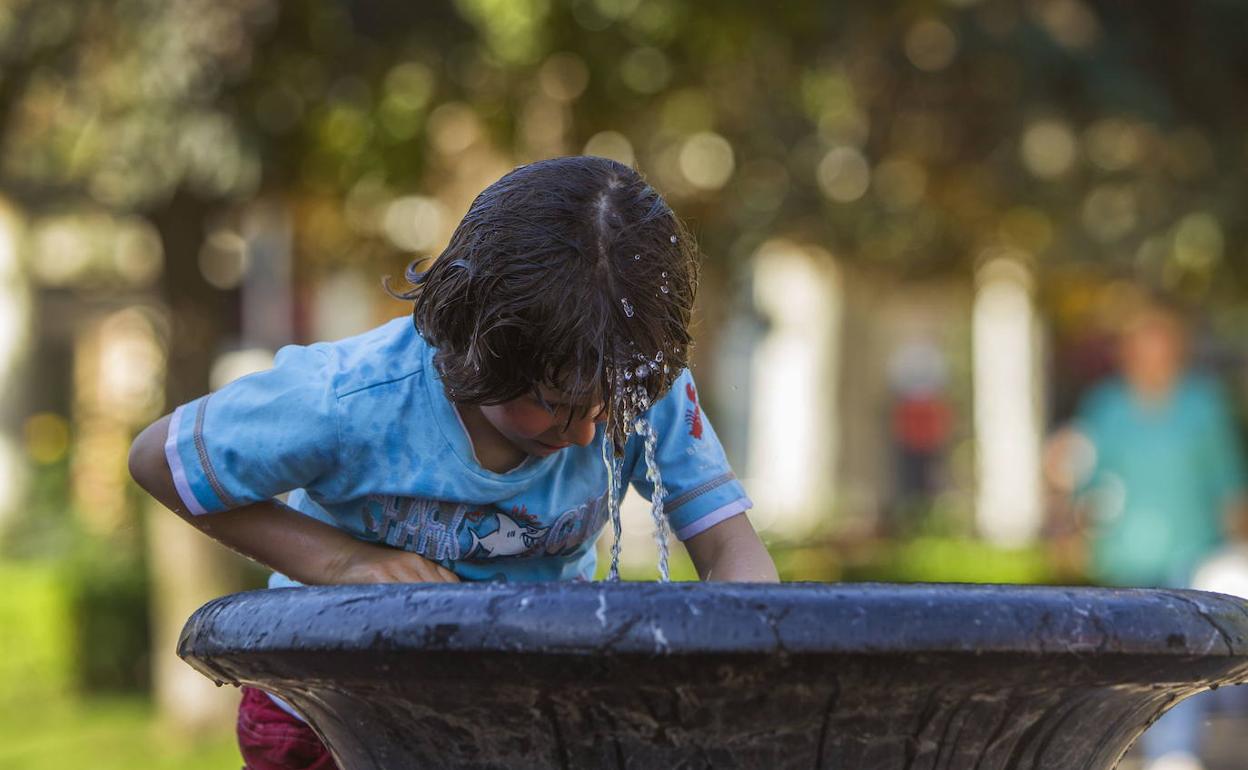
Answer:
[
  {"left": 562, "top": 404, "right": 605, "bottom": 447},
  {"left": 565, "top": 416, "right": 598, "bottom": 447}
]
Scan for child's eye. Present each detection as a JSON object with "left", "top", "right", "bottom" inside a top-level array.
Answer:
[{"left": 533, "top": 395, "right": 561, "bottom": 414}]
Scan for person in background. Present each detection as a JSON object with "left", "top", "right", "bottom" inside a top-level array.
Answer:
[{"left": 1046, "top": 293, "right": 1248, "bottom": 770}]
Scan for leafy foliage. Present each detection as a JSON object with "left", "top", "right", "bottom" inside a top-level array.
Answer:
[{"left": 0, "top": 1, "right": 1245, "bottom": 297}]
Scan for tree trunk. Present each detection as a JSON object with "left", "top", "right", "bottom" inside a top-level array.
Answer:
[{"left": 144, "top": 190, "right": 244, "bottom": 736}]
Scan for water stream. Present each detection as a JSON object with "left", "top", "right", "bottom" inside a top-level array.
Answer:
[{"left": 602, "top": 375, "right": 671, "bottom": 582}]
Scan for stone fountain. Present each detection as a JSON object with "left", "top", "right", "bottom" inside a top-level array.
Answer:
[{"left": 178, "top": 582, "right": 1248, "bottom": 769}]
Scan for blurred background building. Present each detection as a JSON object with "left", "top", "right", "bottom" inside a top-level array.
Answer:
[{"left": 3, "top": 1, "right": 1248, "bottom": 767}]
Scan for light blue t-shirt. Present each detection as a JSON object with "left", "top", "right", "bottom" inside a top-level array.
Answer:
[
  {"left": 1076, "top": 374, "right": 1247, "bottom": 588},
  {"left": 164, "top": 317, "right": 751, "bottom": 586}
]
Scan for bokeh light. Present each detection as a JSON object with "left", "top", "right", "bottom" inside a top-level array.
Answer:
[
  {"left": 817, "top": 146, "right": 871, "bottom": 203},
  {"left": 1172, "top": 212, "right": 1223, "bottom": 272},
  {"left": 113, "top": 218, "right": 164, "bottom": 287},
  {"left": 1080, "top": 184, "right": 1137, "bottom": 243},
  {"left": 382, "top": 196, "right": 447, "bottom": 253},
  {"left": 198, "top": 229, "right": 248, "bottom": 290},
  {"left": 1083, "top": 118, "right": 1143, "bottom": 172},
  {"left": 583, "top": 131, "right": 635, "bottom": 166},
  {"left": 678, "top": 132, "right": 735, "bottom": 191},
  {"left": 379, "top": 61, "right": 435, "bottom": 140},
  {"left": 427, "top": 102, "right": 483, "bottom": 156},
  {"left": 539, "top": 52, "right": 590, "bottom": 101},
  {"left": 620, "top": 47, "right": 672, "bottom": 94},
  {"left": 96, "top": 308, "right": 165, "bottom": 424},
  {"left": 1030, "top": 0, "right": 1100, "bottom": 49},
  {"left": 1020, "top": 119, "right": 1077, "bottom": 179},
  {"left": 904, "top": 19, "right": 958, "bottom": 72},
  {"left": 30, "top": 218, "right": 93, "bottom": 286}
]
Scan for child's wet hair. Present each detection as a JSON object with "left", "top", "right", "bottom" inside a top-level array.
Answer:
[{"left": 386, "top": 156, "right": 698, "bottom": 441}]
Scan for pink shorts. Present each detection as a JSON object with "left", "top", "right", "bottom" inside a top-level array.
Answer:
[{"left": 237, "top": 687, "right": 339, "bottom": 770}]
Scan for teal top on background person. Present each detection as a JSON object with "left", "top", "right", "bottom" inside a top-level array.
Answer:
[{"left": 1076, "top": 374, "right": 1248, "bottom": 588}]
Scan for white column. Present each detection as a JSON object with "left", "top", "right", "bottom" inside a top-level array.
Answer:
[
  {"left": 0, "top": 200, "right": 31, "bottom": 530},
  {"left": 972, "top": 257, "right": 1044, "bottom": 545},
  {"left": 746, "top": 240, "right": 842, "bottom": 538}
]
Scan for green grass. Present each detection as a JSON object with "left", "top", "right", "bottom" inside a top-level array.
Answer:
[
  {"left": 0, "top": 561, "right": 74, "bottom": 708},
  {"left": 0, "top": 695, "right": 240, "bottom": 770},
  {"left": 844, "top": 536, "right": 1059, "bottom": 585}
]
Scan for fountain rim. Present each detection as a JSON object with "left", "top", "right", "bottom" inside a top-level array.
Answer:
[{"left": 178, "top": 581, "right": 1248, "bottom": 661}]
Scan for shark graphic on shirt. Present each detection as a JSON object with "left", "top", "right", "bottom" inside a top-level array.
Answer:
[
  {"left": 360, "top": 494, "right": 610, "bottom": 562},
  {"left": 467, "top": 512, "right": 549, "bottom": 559}
]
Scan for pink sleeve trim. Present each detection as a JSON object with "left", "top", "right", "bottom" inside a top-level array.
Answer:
[
  {"left": 164, "top": 404, "right": 208, "bottom": 516},
  {"left": 674, "top": 498, "right": 752, "bottom": 541}
]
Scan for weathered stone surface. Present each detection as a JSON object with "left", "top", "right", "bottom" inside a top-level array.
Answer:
[{"left": 178, "top": 582, "right": 1248, "bottom": 769}]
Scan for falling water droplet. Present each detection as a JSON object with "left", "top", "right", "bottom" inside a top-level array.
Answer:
[
  {"left": 661, "top": 272, "right": 668, "bottom": 278},
  {"left": 620, "top": 298, "right": 635, "bottom": 318},
  {"left": 660, "top": 285, "right": 669, "bottom": 294},
  {"left": 655, "top": 351, "right": 663, "bottom": 362},
  {"left": 670, "top": 235, "right": 678, "bottom": 244},
  {"left": 633, "top": 254, "right": 641, "bottom": 261}
]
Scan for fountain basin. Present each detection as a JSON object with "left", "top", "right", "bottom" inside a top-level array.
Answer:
[{"left": 178, "top": 582, "right": 1248, "bottom": 769}]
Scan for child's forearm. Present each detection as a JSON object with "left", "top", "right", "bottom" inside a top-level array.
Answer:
[
  {"left": 684, "top": 513, "right": 780, "bottom": 582},
  {"left": 128, "top": 415, "right": 457, "bottom": 585}
]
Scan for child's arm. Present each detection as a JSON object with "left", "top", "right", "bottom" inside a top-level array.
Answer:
[
  {"left": 129, "top": 414, "right": 459, "bottom": 585},
  {"left": 683, "top": 513, "right": 779, "bottom": 582}
]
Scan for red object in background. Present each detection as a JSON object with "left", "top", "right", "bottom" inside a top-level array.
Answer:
[
  {"left": 237, "top": 687, "right": 338, "bottom": 770},
  {"left": 892, "top": 396, "right": 952, "bottom": 453}
]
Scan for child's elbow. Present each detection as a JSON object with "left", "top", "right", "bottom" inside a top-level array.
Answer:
[{"left": 127, "top": 415, "right": 169, "bottom": 492}]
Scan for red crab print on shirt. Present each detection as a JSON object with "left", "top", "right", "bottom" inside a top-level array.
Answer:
[
  {"left": 685, "top": 382, "right": 703, "bottom": 440},
  {"left": 509, "top": 504, "right": 542, "bottom": 528}
]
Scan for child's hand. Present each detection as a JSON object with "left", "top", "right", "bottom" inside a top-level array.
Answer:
[{"left": 326, "top": 541, "right": 461, "bottom": 584}]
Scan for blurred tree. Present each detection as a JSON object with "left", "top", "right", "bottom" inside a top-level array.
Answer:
[
  {"left": 6, "top": 1, "right": 1248, "bottom": 286},
  {"left": 0, "top": 0, "right": 281, "bottom": 734}
]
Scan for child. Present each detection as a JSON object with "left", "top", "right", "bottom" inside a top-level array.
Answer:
[{"left": 128, "top": 156, "right": 778, "bottom": 769}]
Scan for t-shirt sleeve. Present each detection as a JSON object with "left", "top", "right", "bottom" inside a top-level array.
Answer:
[
  {"left": 627, "top": 369, "right": 752, "bottom": 541},
  {"left": 163, "top": 344, "right": 339, "bottom": 515}
]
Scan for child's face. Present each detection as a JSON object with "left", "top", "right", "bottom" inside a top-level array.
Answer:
[{"left": 479, "top": 385, "right": 607, "bottom": 457}]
